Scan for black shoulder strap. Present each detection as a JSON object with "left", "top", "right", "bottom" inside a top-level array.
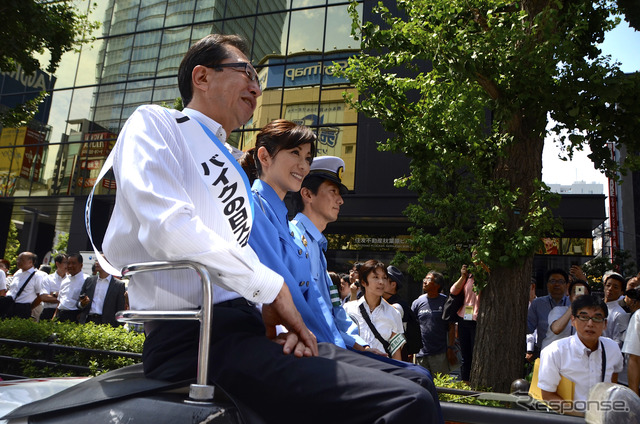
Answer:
[
  {"left": 15, "top": 271, "right": 36, "bottom": 300},
  {"left": 359, "top": 303, "right": 391, "bottom": 355},
  {"left": 600, "top": 340, "right": 606, "bottom": 382}
]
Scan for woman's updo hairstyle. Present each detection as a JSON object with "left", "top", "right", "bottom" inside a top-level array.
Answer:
[{"left": 240, "top": 119, "right": 317, "bottom": 183}]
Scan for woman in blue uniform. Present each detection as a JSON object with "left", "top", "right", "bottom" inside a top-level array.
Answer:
[{"left": 242, "top": 120, "right": 343, "bottom": 346}]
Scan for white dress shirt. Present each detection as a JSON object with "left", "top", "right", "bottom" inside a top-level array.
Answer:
[
  {"left": 541, "top": 306, "right": 573, "bottom": 350},
  {"left": 89, "top": 276, "right": 111, "bottom": 315},
  {"left": 57, "top": 272, "right": 88, "bottom": 310},
  {"left": 102, "top": 105, "right": 283, "bottom": 311},
  {"left": 343, "top": 296, "right": 404, "bottom": 353},
  {"left": 0, "top": 269, "right": 6, "bottom": 291},
  {"left": 603, "top": 300, "right": 630, "bottom": 346},
  {"left": 41, "top": 271, "right": 66, "bottom": 309},
  {"left": 622, "top": 311, "right": 640, "bottom": 357},
  {"left": 7, "top": 267, "right": 44, "bottom": 303},
  {"left": 538, "top": 334, "right": 624, "bottom": 403}
]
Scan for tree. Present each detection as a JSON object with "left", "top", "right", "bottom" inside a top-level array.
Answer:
[
  {"left": 4, "top": 221, "right": 20, "bottom": 273},
  {"left": 339, "top": 0, "right": 640, "bottom": 391},
  {"left": 0, "top": 0, "right": 98, "bottom": 126}
]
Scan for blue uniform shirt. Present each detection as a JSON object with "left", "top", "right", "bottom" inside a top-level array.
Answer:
[
  {"left": 248, "top": 180, "right": 344, "bottom": 347},
  {"left": 293, "top": 213, "right": 367, "bottom": 349}
]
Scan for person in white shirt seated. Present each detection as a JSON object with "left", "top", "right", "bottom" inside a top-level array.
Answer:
[
  {"left": 541, "top": 280, "right": 590, "bottom": 350},
  {"left": 343, "top": 260, "right": 406, "bottom": 360},
  {"left": 538, "top": 294, "right": 624, "bottom": 414}
]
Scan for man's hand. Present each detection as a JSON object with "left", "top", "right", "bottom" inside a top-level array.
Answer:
[
  {"left": 569, "top": 265, "right": 587, "bottom": 282},
  {"left": 460, "top": 264, "right": 468, "bottom": 279},
  {"left": 79, "top": 295, "right": 91, "bottom": 307},
  {"left": 262, "top": 283, "right": 318, "bottom": 357}
]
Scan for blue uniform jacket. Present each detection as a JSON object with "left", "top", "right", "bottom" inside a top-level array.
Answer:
[
  {"left": 293, "top": 213, "right": 367, "bottom": 349},
  {"left": 248, "top": 180, "right": 344, "bottom": 347}
]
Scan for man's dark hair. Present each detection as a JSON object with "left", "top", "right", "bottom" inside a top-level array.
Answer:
[
  {"left": 292, "top": 176, "right": 334, "bottom": 214},
  {"left": 545, "top": 268, "right": 568, "bottom": 283},
  {"left": 54, "top": 254, "right": 67, "bottom": 264},
  {"left": 604, "top": 272, "right": 625, "bottom": 288},
  {"left": 571, "top": 294, "right": 608, "bottom": 318},
  {"left": 68, "top": 252, "right": 83, "bottom": 264},
  {"left": 178, "top": 34, "right": 250, "bottom": 106},
  {"left": 426, "top": 271, "right": 445, "bottom": 289}
]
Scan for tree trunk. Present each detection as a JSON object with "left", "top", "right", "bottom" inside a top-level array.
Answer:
[
  {"left": 471, "top": 260, "right": 532, "bottom": 392},
  {"left": 470, "top": 120, "right": 544, "bottom": 392}
]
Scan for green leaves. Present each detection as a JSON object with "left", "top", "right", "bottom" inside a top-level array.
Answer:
[{"left": 337, "top": 0, "right": 636, "bottom": 280}]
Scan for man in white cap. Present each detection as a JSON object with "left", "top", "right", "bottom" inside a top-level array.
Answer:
[{"left": 291, "top": 156, "right": 371, "bottom": 353}]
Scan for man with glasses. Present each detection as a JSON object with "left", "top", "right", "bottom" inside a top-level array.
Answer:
[
  {"left": 527, "top": 268, "right": 570, "bottom": 356},
  {"left": 538, "top": 294, "right": 623, "bottom": 411}
]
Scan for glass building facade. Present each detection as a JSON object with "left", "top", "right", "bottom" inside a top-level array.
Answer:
[{"left": 0, "top": 0, "right": 363, "bottom": 261}]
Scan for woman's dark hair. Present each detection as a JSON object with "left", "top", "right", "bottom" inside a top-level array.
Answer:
[
  {"left": 178, "top": 34, "right": 249, "bottom": 107},
  {"left": 328, "top": 271, "right": 341, "bottom": 287},
  {"left": 240, "top": 119, "right": 316, "bottom": 184},
  {"left": 359, "top": 259, "right": 387, "bottom": 286}
]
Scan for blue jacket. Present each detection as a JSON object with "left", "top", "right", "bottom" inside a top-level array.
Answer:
[
  {"left": 293, "top": 213, "right": 367, "bottom": 348},
  {"left": 248, "top": 180, "right": 344, "bottom": 347}
]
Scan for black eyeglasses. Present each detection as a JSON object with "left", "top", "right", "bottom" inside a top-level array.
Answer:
[
  {"left": 574, "top": 313, "right": 605, "bottom": 323},
  {"left": 212, "top": 62, "right": 261, "bottom": 90}
]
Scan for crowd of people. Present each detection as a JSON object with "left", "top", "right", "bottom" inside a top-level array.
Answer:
[
  {"left": 528, "top": 267, "right": 640, "bottom": 411},
  {"left": 1, "top": 31, "right": 638, "bottom": 422},
  {"left": 0, "top": 252, "right": 126, "bottom": 327}
]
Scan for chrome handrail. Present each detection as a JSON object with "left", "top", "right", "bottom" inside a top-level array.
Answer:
[{"left": 116, "top": 261, "right": 214, "bottom": 401}]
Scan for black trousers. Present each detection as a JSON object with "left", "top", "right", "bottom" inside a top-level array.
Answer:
[
  {"left": 11, "top": 303, "right": 32, "bottom": 319},
  {"left": 57, "top": 309, "right": 80, "bottom": 322},
  {"left": 40, "top": 308, "right": 56, "bottom": 320},
  {"left": 143, "top": 303, "right": 439, "bottom": 424},
  {"left": 458, "top": 320, "right": 477, "bottom": 382}
]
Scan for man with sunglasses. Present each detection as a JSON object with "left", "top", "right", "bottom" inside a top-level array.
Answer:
[{"left": 538, "top": 294, "right": 623, "bottom": 411}]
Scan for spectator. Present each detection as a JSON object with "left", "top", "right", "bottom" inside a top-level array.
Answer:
[
  {"left": 0, "top": 253, "right": 46, "bottom": 319},
  {"left": 344, "top": 260, "right": 406, "bottom": 360},
  {"left": 54, "top": 253, "right": 87, "bottom": 322},
  {"left": 77, "top": 258, "right": 126, "bottom": 326},
  {"left": 449, "top": 264, "right": 480, "bottom": 383},
  {"left": 538, "top": 295, "right": 623, "bottom": 411},
  {"left": 620, "top": 275, "right": 640, "bottom": 313},
  {"left": 39, "top": 254, "right": 67, "bottom": 320},
  {"left": 541, "top": 280, "right": 591, "bottom": 350},
  {"left": 602, "top": 272, "right": 629, "bottom": 347},
  {"left": 99, "top": 33, "right": 438, "bottom": 423},
  {"left": 0, "top": 258, "right": 8, "bottom": 297},
  {"left": 348, "top": 261, "right": 363, "bottom": 301},
  {"left": 525, "top": 278, "right": 538, "bottom": 363},
  {"left": 412, "top": 271, "right": 456, "bottom": 374},
  {"left": 622, "top": 288, "right": 640, "bottom": 395},
  {"left": 338, "top": 273, "right": 351, "bottom": 306},
  {"left": 384, "top": 265, "right": 422, "bottom": 361},
  {"left": 528, "top": 268, "right": 570, "bottom": 354}
]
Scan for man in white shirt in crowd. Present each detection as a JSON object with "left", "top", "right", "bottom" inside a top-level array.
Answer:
[
  {"left": 541, "top": 280, "right": 591, "bottom": 350},
  {"left": 538, "top": 294, "right": 623, "bottom": 413},
  {"left": 602, "top": 272, "right": 629, "bottom": 347},
  {"left": 99, "top": 33, "right": 438, "bottom": 423},
  {"left": 1, "top": 252, "right": 46, "bottom": 319},
  {"left": 621, "top": 287, "right": 640, "bottom": 395},
  {"left": 54, "top": 253, "right": 87, "bottom": 322},
  {"left": 0, "top": 259, "right": 7, "bottom": 297},
  {"left": 39, "top": 254, "right": 68, "bottom": 320}
]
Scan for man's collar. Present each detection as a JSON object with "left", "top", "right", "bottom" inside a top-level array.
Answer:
[
  {"left": 570, "top": 333, "right": 601, "bottom": 354},
  {"left": 182, "top": 108, "right": 227, "bottom": 142},
  {"left": 294, "top": 213, "right": 325, "bottom": 245}
]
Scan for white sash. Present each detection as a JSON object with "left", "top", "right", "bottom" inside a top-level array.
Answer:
[{"left": 85, "top": 107, "right": 253, "bottom": 277}]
